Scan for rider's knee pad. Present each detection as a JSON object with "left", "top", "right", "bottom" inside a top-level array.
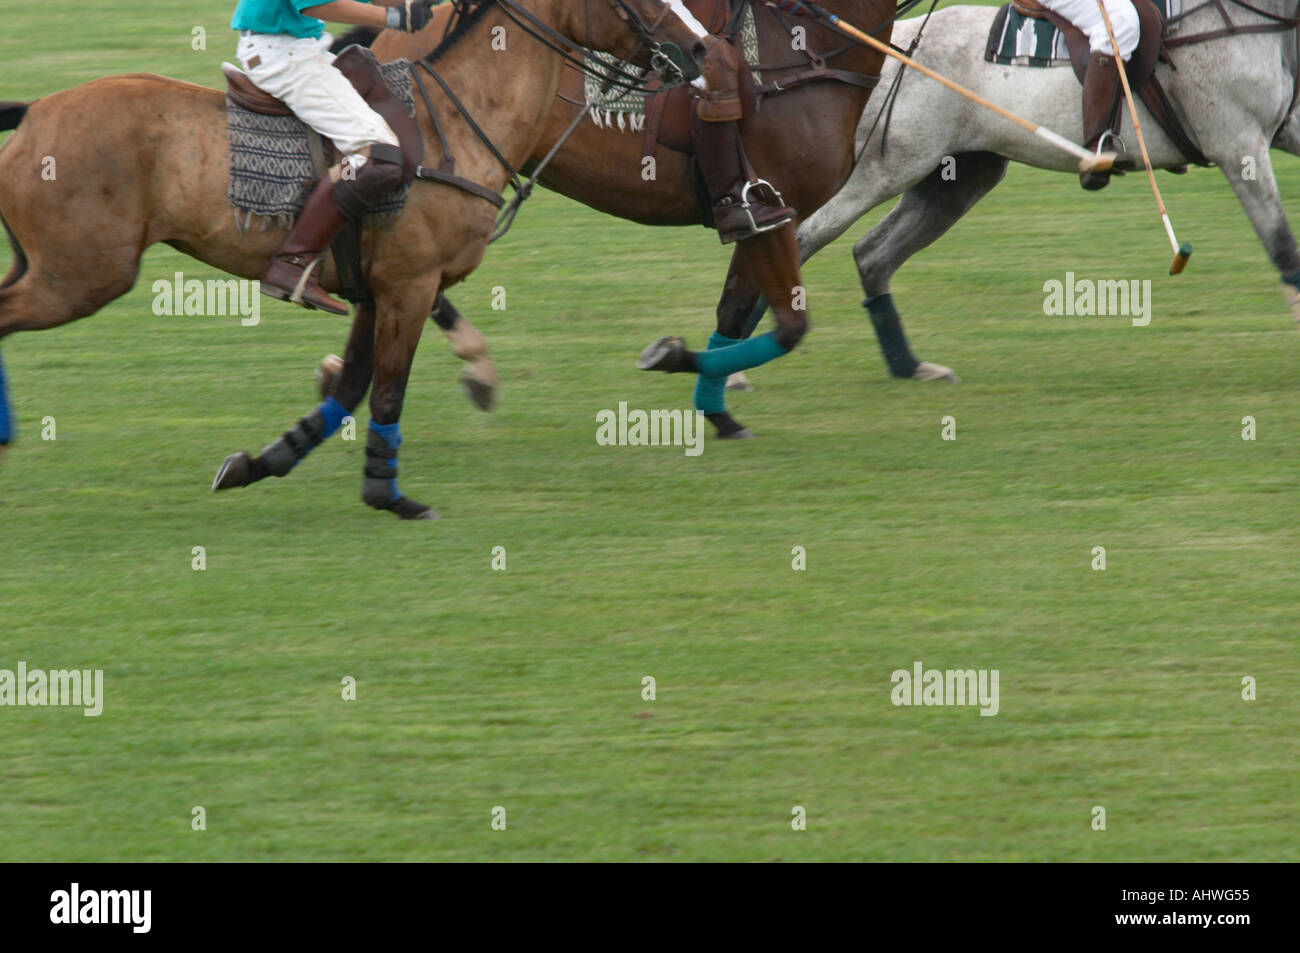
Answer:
[{"left": 333, "top": 147, "right": 407, "bottom": 219}]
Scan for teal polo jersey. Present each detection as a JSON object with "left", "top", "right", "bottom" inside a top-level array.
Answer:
[{"left": 231, "top": 0, "right": 373, "bottom": 39}]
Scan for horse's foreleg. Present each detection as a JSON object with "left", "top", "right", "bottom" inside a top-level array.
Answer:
[
  {"left": 213, "top": 304, "right": 378, "bottom": 493},
  {"left": 363, "top": 292, "right": 437, "bottom": 520},
  {"left": 854, "top": 153, "right": 1007, "bottom": 382},
  {"left": 1214, "top": 144, "right": 1300, "bottom": 323},
  {"left": 430, "top": 294, "right": 496, "bottom": 411},
  {"left": 639, "top": 225, "right": 804, "bottom": 439}
]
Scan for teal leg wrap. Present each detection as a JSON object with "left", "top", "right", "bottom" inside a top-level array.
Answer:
[
  {"left": 692, "top": 331, "right": 788, "bottom": 379},
  {"left": 693, "top": 331, "right": 740, "bottom": 415}
]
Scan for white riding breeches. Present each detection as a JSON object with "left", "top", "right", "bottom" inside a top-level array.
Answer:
[
  {"left": 1039, "top": 0, "right": 1141, "bottom": 60},
  {"left": 235, "top": 32, "right": 399, "bottom": 160}
]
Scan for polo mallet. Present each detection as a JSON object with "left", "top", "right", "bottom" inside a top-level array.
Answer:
[
  {"left": 1094, "top": 1, "right": 1192, "bottom": 274},
  {"left": 774, "top": 1, "right": 1118, "bottom": 176}
]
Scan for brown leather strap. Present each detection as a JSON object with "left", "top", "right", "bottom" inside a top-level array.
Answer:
[
  {"left": 754, "top": 67, "right": 879, "bottom": 95},
  {"left": 414, "top": 166, "right": 506, "bottom": 208},
  {"left": 641, "top": 79, "right": 668, "bottom": 160}
]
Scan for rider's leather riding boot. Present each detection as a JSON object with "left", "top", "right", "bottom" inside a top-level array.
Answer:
[
  {"left": 1079, "top": 50, "right": 1138, "bottom": 191},
  {"left": 262, "top": 145, "right": 405, "bottom": 314},
  {"left": 692, "top": 37, "right": 794, "bottom": 243}
]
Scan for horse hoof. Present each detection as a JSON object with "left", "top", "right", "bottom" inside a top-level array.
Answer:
[
  {"left": 388, "top": 496, "right": 440, "bottom": 521},
  {"left": 706, "top": 412, "right": 754, "bottom": 439},
  {"left": 636, "top": 335, "right": 691, "bottom": 372},
  {"left": 461, "top": 372, "right": 496, "bottom": 412},
  {"left": 316, "top": 354, "right": 343, "bottom": 400},
  {"left": 913, "top": 361, "right": 959, "bottom": 383},
  {"left": 726, "top": 372, "right": 754, "bottom": 391},
  {"left": 212, "top": 451, "right": 252, "bottom": 491}
]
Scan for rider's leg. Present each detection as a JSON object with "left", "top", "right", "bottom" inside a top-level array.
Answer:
[
  {"left": 238, "top": 34, "right": 404, "bottom": 313},
  {"left": 691, "top": 36, "right": 795, "bottom": 243},
  {"left": 1047, "top": 0, "right": 1140, "bottom": 189}
]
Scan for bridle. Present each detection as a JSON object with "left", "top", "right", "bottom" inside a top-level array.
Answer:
[
  {"left": 494, "top": 0, "right": 692, "bottom": 91},
  {"left": 410, "top": 0, "right": 694, "bottom": 241}
]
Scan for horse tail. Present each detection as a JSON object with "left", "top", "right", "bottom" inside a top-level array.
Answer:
[
  {"left": 0, "top": 101, "right": 28, "bottom": 131},
  {"left": 331, "top": 26, "right": 380, "bottom": 54}
]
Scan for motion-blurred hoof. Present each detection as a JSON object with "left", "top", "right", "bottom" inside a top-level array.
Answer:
[
  {"left": 726, "top": 372, "right": 754, "bottom": 391},
  {"left": 388, "top": 496, "right": 440, "bottom": 521},
  {"left": 719, "top": 428, "right": 755, "bottom": 440},
  {"left": 913, "top": 361, "right": 959, "bottom": 383},
  {"left": 316, "top": 353, "right": 343, "bottom": 400},
  {"left": 461, "top": 372, "right": 496, "bottom": 412},
  {"left": 212, "top": 451, "right": 252, "bottom": 491},
  {"left": 637, "top": 335, "right": 691, "bottom": 373}
]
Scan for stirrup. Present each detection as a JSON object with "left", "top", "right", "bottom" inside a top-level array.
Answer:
[
  {"left": 1094, "top": 130, "right": 1130, "bottom": 171},
  {"left": 289, "top": 255, "right": 324, "bottom": 306},
  {"left": 736, "top": 179, "right": 793, "bottom": 236}
]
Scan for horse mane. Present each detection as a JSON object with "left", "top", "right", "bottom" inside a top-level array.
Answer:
[
  {"left": 331, "top": 26, "right": 381, "bottom": 54},
  {"left": 426, "top": 1, "right": 498, "bottom": 65}
]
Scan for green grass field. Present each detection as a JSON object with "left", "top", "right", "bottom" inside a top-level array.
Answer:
[{"left": 0, "top": 1, "right": 1296, "bottom": 862}]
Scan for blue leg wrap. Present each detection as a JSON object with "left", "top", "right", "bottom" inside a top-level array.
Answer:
[
  {"left": 693, "top": 331, "right": 740, "bottom": 415},
  {"left": 692, "top": 331, "right": 788, "bottom": 379},
  {"left": 318, "top": 396, "right": 348, "bottom": 440},
  {"left": 0, "top": 348, "right": 12, "bottom": 444},
  {"left": 368, "top": 420, "right": 402, "bottom": 503}
]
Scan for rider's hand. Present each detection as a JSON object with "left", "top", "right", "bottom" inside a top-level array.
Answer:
[{"left": 386, "top": 0, "right": 437, "bottom": 34}]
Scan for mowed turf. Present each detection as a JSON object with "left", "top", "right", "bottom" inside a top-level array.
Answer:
[{"left": 0, "top": 2, "right": 1296, "bottom": 862}]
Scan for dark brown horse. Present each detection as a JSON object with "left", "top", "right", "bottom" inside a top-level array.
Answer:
[
  {"left": 349, "top": 0, "right": 894, "bottom": 437},
  {"left": 0, "top": 0, "right": 708, "bottom": 516}
]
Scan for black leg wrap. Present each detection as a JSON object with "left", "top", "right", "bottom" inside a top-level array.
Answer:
[
  {"left": 430, "top": 294, "right": 461, "bottom": 331},
  {"left": 259, "top": 408, "right": 328, "bottom": 478},
  {"left": 361, "top": 429, "right": 399, "bottom": 509},
  {"left": 864, "top": 295, "right": 920, "bottom": 379}
]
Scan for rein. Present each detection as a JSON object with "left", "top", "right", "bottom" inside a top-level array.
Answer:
[
  {"left": 728, "top": 0, "right": 901, "bottom": 95},
  {"left": 409, "top": 0, "right": 686, "bottom": 242},
  {"left": 1163, "top": 0, "right": 1300, "bottom": 46}
]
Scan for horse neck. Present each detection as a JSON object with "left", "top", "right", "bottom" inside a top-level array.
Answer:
[
  {"left": 797, "top": 0, "right": 898, "bottom": 71},
  {"left": 421, "top": 0, "right": 575, "bottom": 181}
]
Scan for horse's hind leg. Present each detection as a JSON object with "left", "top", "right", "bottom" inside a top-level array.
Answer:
[
  {"left": 0, "top": 207, "right": 142, "bottom": 450},
  {"left": 853, "top": 152, "right": 1007, "bottom": 382},
  {"left": 214, "top": 303, "right": 378, "bottom": 492},
  {"left": 1212, "top": 141, "right": 1300, "bottom": 323}
]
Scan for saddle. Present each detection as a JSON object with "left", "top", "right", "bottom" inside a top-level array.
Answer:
[
  {"left": 992, "top": 0, "right": 1209, "bottom": 165},
  {"left": 639, "top": 0, "right": 878, "bottom": 160},
  {"left": 223, "top": 45, "right": 423, "bottom": 179}
]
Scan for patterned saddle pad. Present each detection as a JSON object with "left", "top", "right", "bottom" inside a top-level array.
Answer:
[
  {"left": 226, "top": 59, "right": 416, "bottom": 222},
  {"left": 985, "top": 0, "right": 1181, "bottom": 68},
  {"left": 582, "top": 4, "right": 762, "bottom": 130}
]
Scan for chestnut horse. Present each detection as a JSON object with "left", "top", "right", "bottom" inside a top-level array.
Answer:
[
  {"left": 0, "top": 0, "right": 706, "bottom": 517},
  {"left": 348, "top": 0, "right": 895, "bottom": 437}
]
